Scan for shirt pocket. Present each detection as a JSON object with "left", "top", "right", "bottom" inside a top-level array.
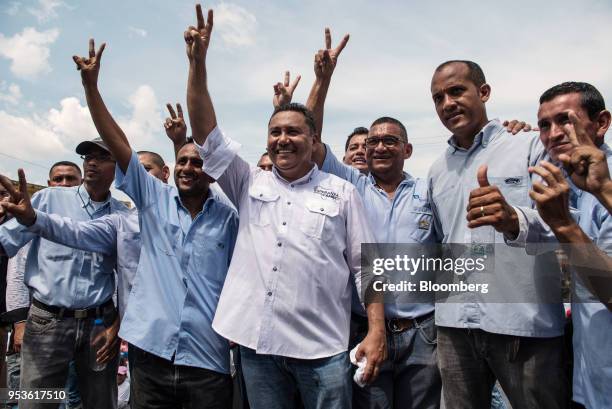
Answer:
[
  {"left": 117, "top": 231, "right": 140, "bottom": 270},
  {"left": 42, "top": 241, "right": 74, "bottom": 261},
  {"left": 489, "top": 176, "right": 529, "bottom": 207},
  {"left": 409, "top": 206, "right": 435, "bottom": 243},
  {"left": 248, "top": 186, "right": 280, "bottom": 227},
  {"left": 153, "top": 223, "right": 181, "bottom": 257},
  {"left": 300, "top": 198, "right": 340, "bottom": 239}
]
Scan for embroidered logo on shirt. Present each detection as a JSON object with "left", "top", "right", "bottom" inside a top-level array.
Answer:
[
  {"left": 504, "top": 177, "right": 523, "bottom": 185},
  {"left": 418, "top": 219, "right": 431, "bottom": 230},
  {"left": 314, "top": 186, "right": 340, "bottom": 201}
]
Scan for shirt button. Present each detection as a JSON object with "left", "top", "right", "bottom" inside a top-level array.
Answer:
[
  {"left": 287, "top": 201, "right": 291, "bottom": 205},
  {"left": 290, "top": 184, "right": 294, "bottom": 188},
  {"left": 259, "top": 193, "right": 263, "bottom": 197},
  {"left": 267, "top": 291, "right": 272, "bottom": 296},
  {"left": 272, "top": 266, "right": 278, "bottom": 271},
  {"left": 277, "top": 242, "right": 282, "bottom": 247},
  {"left": 320, "top": 208, "right": 324, "bottom": 211},
  {"left": 282, "top": 222, "right": 287, "bottom": 226}
]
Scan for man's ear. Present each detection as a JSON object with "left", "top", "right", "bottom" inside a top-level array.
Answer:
[
  {"left": 403, "top": 142, "right": 413, "bottom": 160},
  {"left": 595, "top": 110, "right": 611, "bottom": 144},
  {"left": 162, "top": 166, "right": 170, "bottom": 184},
  {"left": 479, "top": 83, "right": 491, "bottom": 103}
]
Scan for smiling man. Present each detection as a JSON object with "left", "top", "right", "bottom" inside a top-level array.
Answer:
[
  {"left": 70, "top": 34, "right": 239, "bottom": 408},
  {"left": 183, "top": 6, "right": 386, "bottom": 408},
  {"left": 514, "top": 82, "right": 612, "bottom": 409},
  {"left": 306, "top": 29, "right": 441, "bottom": 409},
  {"left": 342, "top": 127, "right": 369, "bottom": 173}
]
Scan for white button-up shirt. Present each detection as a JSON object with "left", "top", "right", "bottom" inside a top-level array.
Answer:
[{"left": 197, "top": 127, "right": 376, "bottom": 359}]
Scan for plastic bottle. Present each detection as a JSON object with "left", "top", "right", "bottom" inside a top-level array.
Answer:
[{"left": 89, "top": 318, "right": 107, "bottom": 372}]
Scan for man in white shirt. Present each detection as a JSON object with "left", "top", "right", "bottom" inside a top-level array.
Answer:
[{"left": 182, "top": 5, "right": 386, "bottom": 408}]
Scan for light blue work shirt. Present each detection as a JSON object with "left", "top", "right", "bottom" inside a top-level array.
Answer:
[
  {"left": 517, "top": 144, "right": 612, "bottom": 407},
  {"left": 116, "top": 151, "right": 238, "bottom": 374},
  {"left": 427, "top": 119, "right": 565, "bottom": 337},
  {"left": 26, "top": 209, "right": 140, "bottom": 320},
  {"left": 570, "top": 145, "right": 612, "bottom": 409},
  {"left": 322, "top": 146, "right": 438, "bottom": 319},
  {"left": 0, "top": 185, "right": 129, "bottom": 308}
]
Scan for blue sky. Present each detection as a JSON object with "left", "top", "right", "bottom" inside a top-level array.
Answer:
[{"left": 1, "top": 0, "right": 611, "bottom": 195}]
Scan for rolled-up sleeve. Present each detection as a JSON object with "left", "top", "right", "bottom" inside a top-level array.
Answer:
[{"left": 195, "top": 126, "right": 250, "bottom": 209}]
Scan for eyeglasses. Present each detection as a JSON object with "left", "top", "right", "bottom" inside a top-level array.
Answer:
[
  {"left": 80, "top": 154, "right": 114, "bottom": 162},
  {"left": 365, "top": 136, "right": 403, "bottom": 148}
]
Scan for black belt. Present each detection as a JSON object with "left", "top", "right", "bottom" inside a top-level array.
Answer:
[
  {"left": 386, "top": 311, "right": 435, "bottom": 333},
  {"left": 32, "top": 298, "right": 115, "bottom": 319}
]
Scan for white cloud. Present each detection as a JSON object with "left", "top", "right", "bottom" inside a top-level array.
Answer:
[
  {"left": 47, "top": 97, "right": 99, "bottom": 146},
  {"left": 0, "top": 27, "right": 59, "bottom": 79},
  {"left": 0, "top": 110, "right": 67, "bottom": 160},
  {"left": 5, "top": 1, "right": 20, "bottom": 16},
  {"left": 128, "top": 26, "right": 147, "bottom": 38},
  {"left": 0, "top": 82, "right": 23, "bottom": 105},
  {"left": 118, "top": 85, "right": 162, "bottom": 150},
  {"left": 0, "top": 85, "right": 161, "bottom": 165},
  {"left": 214, "top": 3, "right": 257, "bottom": 48},
  {"left": 28, "top": 0, "right": 65, "bottom": 23}
]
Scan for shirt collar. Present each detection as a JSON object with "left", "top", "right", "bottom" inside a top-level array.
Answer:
[
  {"left": 368, "top": 171, "right": 415, "bottom": 188},
  {"left": 272, "top": 163, "right": 318, "bottom": 186},
  {"left": 173, "top": 187, "right": 215, "bottom": 214},
  {"left": 447, "top": 119, "right": 505, "bottom": 154},
  {"left": 77, "top": 184, "right": 112, "bottom": 213}
]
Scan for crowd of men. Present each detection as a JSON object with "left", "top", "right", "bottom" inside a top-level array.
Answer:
[{"left": 0, "top": 3, "right": 611, "bottom": 409}]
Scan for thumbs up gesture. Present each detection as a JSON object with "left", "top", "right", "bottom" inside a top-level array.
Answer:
[{"left": 466, "top": 165, "right": 520, "bottom": 238}]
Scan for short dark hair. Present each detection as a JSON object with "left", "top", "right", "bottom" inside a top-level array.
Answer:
[
  {"left": 435, "top": 60, "right": 486, "bottom": 88},
  {"left": 260, "top": 151, "right": 269, "bottom": 158},
  {"left": 344, "top": 127, "right": 369, "bottom": 152},
  {"left": 269, "top": 103, "right": 317, "bottom": 135},
  {"left": 49, "top": 161, "right": 81, "bottom": 178},
  {"left": 176, "top": 137, "right": 195, "bottom": 154},
  {"left": 370, "top": 117, "right": 408, "bottom": 142},
  {"left": 137, "top": 151, "right": 166, "bottom": 168},
  {"left": 539, "top": 82, "right": 606, "bottom": 121}
]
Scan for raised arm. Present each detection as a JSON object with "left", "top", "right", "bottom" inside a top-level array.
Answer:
[
  {"left": 164, "top": 103, "right": 188, "bottom": 159},
  {"left": 185, "top": 4, "right": 216, "bottom": 145},
  {"left": 73, "top": 39, "right": 132, "bottom": 172},
  {"left": 529, "top": 160, "right": 612, "bottom": 309},
  {"left": 558, "top": 110, "right": 612, "bottom": 213},
  {"left": 272, "top": 71, "right": 301, "bottom": 109},
  {"left": 306, "top": 28, "right": 349, "bottom": 167}
]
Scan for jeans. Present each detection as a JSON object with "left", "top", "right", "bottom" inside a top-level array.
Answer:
[
  {"left": 349, "top": 313, "right": 441, "bottom": 409},
  {"left": 19, "top": 304, "right": 119, "bottom": 409},
  {"left": 240, "top": 346, "right": 351, "bottom": 409},
  {"left": 6, "top": 352, "right": 21, "bottom": 408},
  {"left": 130, "top": 345, "right": 232, "bottom": 409},
  {"left": 65, "top": 360, "right": 82, "bottom": 409},
  {"left": 437, "top": 326, "right": 568, "bottom": 409}
]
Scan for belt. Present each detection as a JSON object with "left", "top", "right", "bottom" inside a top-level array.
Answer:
[
  {"left": 386, "top": 311, "right": 435, "bottom": 334},
  {"left": 32, "top": 298, "right": 115, "bottom": 319}
]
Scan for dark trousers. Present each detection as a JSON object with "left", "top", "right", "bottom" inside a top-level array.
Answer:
[
  {"left": 130, "top": 345, "right": 232, "bottom": 409},
  {"left": 437, "top": 326, "right": 569, "bottom": 409}
]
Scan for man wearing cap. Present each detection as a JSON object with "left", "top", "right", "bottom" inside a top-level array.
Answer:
[{"left": 0, "top": 137, "right": 129, "bottom": 409}]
